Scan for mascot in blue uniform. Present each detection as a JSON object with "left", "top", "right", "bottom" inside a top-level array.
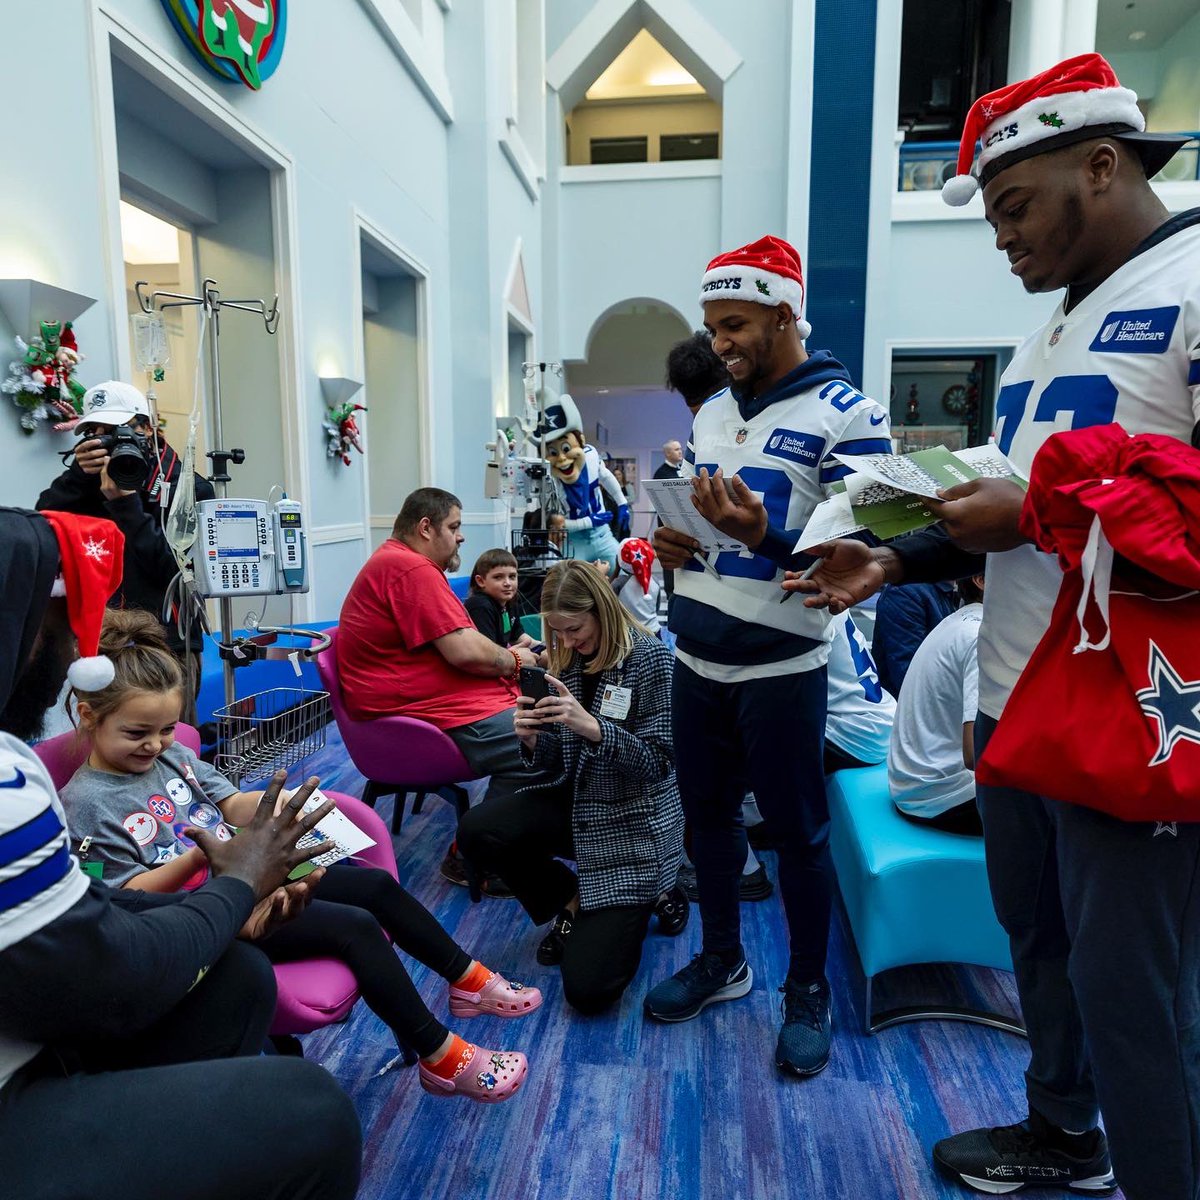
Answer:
[{"left": 538, "top": 393, "right": 627, "bottom": 576}]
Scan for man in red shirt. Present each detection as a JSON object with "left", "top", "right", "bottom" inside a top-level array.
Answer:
[{"left": 339, "top": 488, "right": 540, "bottom": 811}]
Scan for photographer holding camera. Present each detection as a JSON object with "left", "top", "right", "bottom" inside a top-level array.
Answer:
[{"left": 36, "top": 381, "right": 213, "bottom": 720}]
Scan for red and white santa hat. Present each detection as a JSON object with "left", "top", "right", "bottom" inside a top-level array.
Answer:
[
  {"left": 699, "top": 236, "right": 811, "bottom": 340},
  {"left": 942, "top": 52, "right": 1186, "bottom": 207},
  {"left": 39, "top": 511, "right": 125, "bottom": 691},
  {"left": 618, "top": 537, "right": 655, "bottom": 595}
]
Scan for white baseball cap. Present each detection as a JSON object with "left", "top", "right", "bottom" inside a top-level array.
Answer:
[{"left": 80, "top": 380, "right": 150, "bottom": 427}]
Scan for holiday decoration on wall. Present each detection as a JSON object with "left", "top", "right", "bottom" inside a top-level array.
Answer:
[
  {"left": 323, "top": 401, "right": 367, "bottom": 466},
  {"left": 2, "top": 319, "right": 87, "bottom": 434},
  {"left": 905, "top": 381, "right": 920, "bottom": 424},
  {"left": 159, "top": 0, "right": 287, "bottom": 90}
]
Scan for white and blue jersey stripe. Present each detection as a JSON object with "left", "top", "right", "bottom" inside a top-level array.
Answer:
[{"left": 671, "top": 351, "right": 891, "bottom": 680}]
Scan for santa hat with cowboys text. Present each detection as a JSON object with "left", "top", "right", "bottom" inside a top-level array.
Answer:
[
  {"left": 39, "top": 511, "right": 125, "bottom": 691},
  {"left": 942, "top": 52, "right": 1189, "bottom": 207},
  {"left": 699, "top": 236, "right": 811, "bottom": 340}
]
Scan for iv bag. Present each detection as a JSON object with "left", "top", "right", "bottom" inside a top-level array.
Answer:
[
  {"left": 131, "top": 312, "right": 170, "bottom": 373},
  {"left": 166, "top": 417, "right": 199, "bottom": 571}
]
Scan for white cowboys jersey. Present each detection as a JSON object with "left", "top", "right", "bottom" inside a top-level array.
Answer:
[
  {"left": 827, "top": 612, "right": 896, "bottom": 764},
  {"left": 979, "top": 214, "right": 1200, "bottom": 719},
  {"left": 676, "top": 377, "right": 891, "bottom": 676}
]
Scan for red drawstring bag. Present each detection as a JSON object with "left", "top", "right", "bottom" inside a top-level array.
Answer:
[{"left": 977, "top": 424, "right": 1200, "bottom": 822}]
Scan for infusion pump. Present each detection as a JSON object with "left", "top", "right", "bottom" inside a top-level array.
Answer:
[{"left": 194, "top": 498, "right": 309, "bottom": 598}]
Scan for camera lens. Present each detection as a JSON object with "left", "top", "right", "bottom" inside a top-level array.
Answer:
[{"left": 106, "top": 432, "right": 152, "bottom": 491}]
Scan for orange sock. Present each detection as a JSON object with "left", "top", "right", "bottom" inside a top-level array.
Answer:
[
  {"left": 454, "top": 961, "right": 493, "bottom": 993},
  {"left": 424, "top": 1033, "right": 473, "bottom": 1078}
]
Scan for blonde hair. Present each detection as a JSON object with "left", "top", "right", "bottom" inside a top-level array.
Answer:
[
  {"left": 540, "top": 560, "right": 641, "bottom": 675},
  {"left": 72, "top": 608, "right": 183, "bottom": 729}
]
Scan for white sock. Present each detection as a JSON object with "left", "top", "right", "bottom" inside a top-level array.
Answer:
[{"left": 743, "top": 847, "right": 760, "bottom": 875}]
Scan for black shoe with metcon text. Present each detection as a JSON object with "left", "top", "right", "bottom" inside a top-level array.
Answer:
[
  {"left": 654, "top": 884, "right": 690, "bottom": 936},
  {"left": 643, "top": 953, "right": 752, "bottom": 1023},
  {"left": 933, "top": 1110, "right": 1117, "bottom": 1195}
]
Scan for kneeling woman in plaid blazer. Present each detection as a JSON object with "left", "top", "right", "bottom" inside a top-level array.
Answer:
[{"left": 457, "top": 559, "right": 686, "bottom": 1013}]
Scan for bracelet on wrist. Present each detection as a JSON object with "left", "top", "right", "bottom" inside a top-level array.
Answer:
[{"left": 505, "top": 647, "right": 521, "bottom": 681}]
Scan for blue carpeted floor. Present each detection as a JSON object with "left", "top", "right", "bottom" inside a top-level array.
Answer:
[{"left": 299, "top": 730, "right": 1123, "bottom": 1200}]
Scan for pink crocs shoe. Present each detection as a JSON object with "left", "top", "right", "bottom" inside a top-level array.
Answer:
[
  {"left": 418, "top": 1044, "right": 528, "bottom": 1103},
  {"left": 449, "top": 971, "right": 543, "bottom": 1019}
]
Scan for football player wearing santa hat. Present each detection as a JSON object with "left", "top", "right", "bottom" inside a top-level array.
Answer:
[
  {"left": 644, "top": 235, "right": 891, "bottom": 1080},
  {"left": 789, "top": 53, "right": 1200, "bottom": 1199}
]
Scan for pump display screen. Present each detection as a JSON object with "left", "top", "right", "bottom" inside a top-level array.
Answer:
[
  {"left": 214, "top": 511, "right": 260, "bottom": 559},
  {"left": 278, "top": 512, "right": 301, "bottom": 526}
]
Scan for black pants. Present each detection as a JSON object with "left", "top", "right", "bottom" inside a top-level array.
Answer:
[
  {"left": 674, "top": 659, "right": 831, "bottom": 984},
  {"left": 0, "top": 941, "right": 361, "bottom": 1200},
  {"left": 458, "top": 788, "right": 654, "bottom": 1013},
  {"left": 261, "top": 863, "right": 471, "bottom": 1058},
  {"left": 900, "top": 800, "right": 983, "bottom": 836},
  {"left": 977, "top": 713, "right": 1200, "bottom": 1200}
]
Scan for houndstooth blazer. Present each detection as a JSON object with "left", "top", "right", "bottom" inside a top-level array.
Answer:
[{"left": 521, "top": 630, "right": 683, "bottom": 911}]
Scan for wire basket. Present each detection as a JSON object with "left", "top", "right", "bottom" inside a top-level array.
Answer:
[{"left": 214, "top": 687, "right": 331, "bottom": 784}]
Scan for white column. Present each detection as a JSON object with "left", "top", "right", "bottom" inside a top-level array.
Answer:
[
  {"left": 1062, "top": 0, "right": 1099, "bottom": 59},
  {"left": 1008, "top": 0, "right": 1097, "bottom": 81},
  {"left": 1008, "top": 0, "right": 1064, "bottom": 80}
]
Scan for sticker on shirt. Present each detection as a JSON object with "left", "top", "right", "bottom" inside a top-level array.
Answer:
[
  {"left": 599, "top": 685, "right": 632, "bottom": 720},
  {"left": 761, "top": 429, "right": 826, "bottom": 468},
  {"left": 187, "top": 801, "right": 222, "bottom": 829},
  {"left": 212, "top": 824, "right": 232, "bottom": 842},
  {"left": 123, "top": 811, "right": 158, "bottom": 847},
  {"left": 154, "top": 843, "right": 185, "bottom": 863},
  {"left": 1089, "top": 306, "right": 1179, "bottom": 354},
  {"left": 172, "top": 822, "right": 196, "bottom": 848},
  {"left": 147, "top": 794, "right": 175, "bottom": 822},
  {"left": 166, "top": 778, "right": 191, "bottom": 807}
]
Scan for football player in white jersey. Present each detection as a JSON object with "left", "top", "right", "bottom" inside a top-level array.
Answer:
[
  {"left": 789, "top": 54, "right": 1200, "bottom": 1200},
  {"left": 644, "top": 236, "right": 891, "bottom": 1081}
]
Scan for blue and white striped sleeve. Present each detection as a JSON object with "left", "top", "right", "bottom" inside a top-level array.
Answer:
[
  {"left": 819, "top": 400, "right": 893, "bottom": 494},
  {"left": 0, "top": 737, "right": 88, "bottom": 954}
]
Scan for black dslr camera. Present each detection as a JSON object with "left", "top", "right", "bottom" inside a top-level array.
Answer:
[{"left": 74, "top": 425, "right": 154, "bottom": 491}]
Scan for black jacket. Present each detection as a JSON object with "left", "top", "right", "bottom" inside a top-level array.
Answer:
[{"left": 36, "top": 440, "right": 214, "bottom": 652}]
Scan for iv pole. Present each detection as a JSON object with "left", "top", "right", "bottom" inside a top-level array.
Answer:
[
  {"left": 522, "top": 359, "right": 562, "bottom": 532},
  {"left": 135, "top": 278, "right": 279, "bottom": 707}
]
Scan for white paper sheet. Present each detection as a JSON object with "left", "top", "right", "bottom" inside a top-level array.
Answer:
[
  {"left": 641, "top": 477, "right": 744, "bottom": 553},
  {"left": 296, "top": 789, "right": 377, "bottom": 868},
  {"left": 793, "top": 491, "right": 866, "bottom": 552}
]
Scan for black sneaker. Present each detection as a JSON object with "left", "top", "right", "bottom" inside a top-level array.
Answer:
[
  {"left": 739, "top": 864, "right": 774, "bottom": 902},
  {"left": 654, "top": 885, "right": 690, "bottom": 936},
  {"left": 643, "top": 952, "right": 752, "bottom": 1022},
  {"left": 933, "top": 1110, "right": 1117, "bottom": 1195},
  {"left": 537, "top": 910, "right": 574, "bottom": 966},
  {"left": 775, "top": 976, "right": 831, "bottom": 1077},
  {"left": 676, "top": 864, "right": 774, "bottom": 903},
  {"left": 678, "top": 864, "right": 700, "bottom": 902},
  {"left": 439, "top": 845, "right": 469, "bottom": 887},
  {"left": 480, "top": 873, "right": 514, "bottom": 899}
]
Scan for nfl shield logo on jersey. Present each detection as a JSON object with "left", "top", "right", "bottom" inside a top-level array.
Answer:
[
  {"left": 1049, "top": 323, "right": 1064, "bottom": 347},
  {"left": 735, "top": 428, "right": 749, "bottom": 444}
]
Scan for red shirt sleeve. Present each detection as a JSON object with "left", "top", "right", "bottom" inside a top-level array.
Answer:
[{"left": 389, "top": 555, "right": 475, "bottom": 649}]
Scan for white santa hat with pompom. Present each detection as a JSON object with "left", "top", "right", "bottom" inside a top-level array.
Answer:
[
  {"left": 942, "top": 52, "right": 1187, "bottom": 208},
  {"left": 40, "top": 510, "right": 125, "bottom": 691}
]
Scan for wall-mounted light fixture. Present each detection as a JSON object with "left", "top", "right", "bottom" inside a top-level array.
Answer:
[
  {"left": 319, "top": 375, "right": 364, "bottom": 408},
  {"left": 0, "top": 278, "right": 97, "bottom": 334}
]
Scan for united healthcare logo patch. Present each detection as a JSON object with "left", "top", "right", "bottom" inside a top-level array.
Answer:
[
  {"left": 762, "top": 428, "right": 826, "bottom": 467},
  {"left": 1090, "top": 306, "right": 1179, "bottom": 354}
]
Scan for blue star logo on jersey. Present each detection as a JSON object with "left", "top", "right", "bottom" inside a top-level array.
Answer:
[{"left": 1136, "top": 642, "right": 1200, "bottom": 766}]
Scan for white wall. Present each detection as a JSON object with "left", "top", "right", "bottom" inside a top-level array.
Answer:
[{"left": 0, "top": 0, "right": 546, "bottom": 621}]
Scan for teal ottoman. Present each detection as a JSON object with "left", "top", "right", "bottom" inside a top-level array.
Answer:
[{"left": 828, "top": 764, "right": 1024, "bottom": 1037}]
